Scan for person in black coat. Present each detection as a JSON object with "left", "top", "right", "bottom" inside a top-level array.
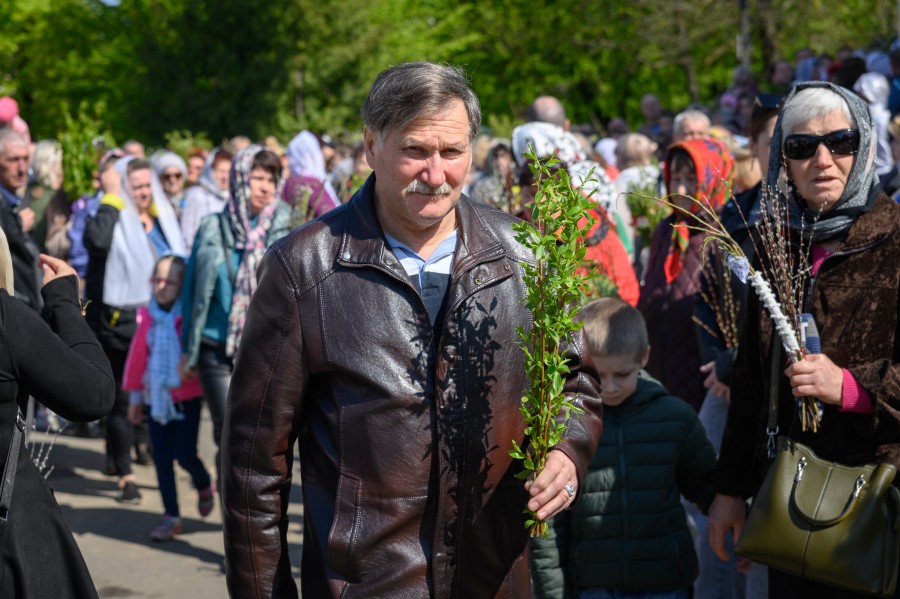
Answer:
[{"left": 0, "top": 246, "right": 115, "bottom": 597}]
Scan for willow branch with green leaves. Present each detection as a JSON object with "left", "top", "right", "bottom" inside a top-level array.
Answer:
[{"left": 508, "top": 148, "right": 596, "bottom": 537}]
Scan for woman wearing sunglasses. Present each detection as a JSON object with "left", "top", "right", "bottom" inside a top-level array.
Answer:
[{"left": 709, "top": 81, "right": 900, "bottom": 596}]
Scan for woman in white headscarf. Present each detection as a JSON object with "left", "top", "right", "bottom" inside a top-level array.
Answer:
[
  {"left": 511, "top": 121, "right": 639, "bottom": 305},
  {"left": 84, "top": 155, "right": 186, "bottom": 503},
  {"left": 282, "top": 130, "right": 340, "bottom": 223},
  {"left": 180, "top": 148, "right": 233, "bottom": 250},
  {"left": 854, "top": 72, "right": 895, "bottom": 178},
  {"left": 151, "top": 150, "right": 188, "bottom": 218}
]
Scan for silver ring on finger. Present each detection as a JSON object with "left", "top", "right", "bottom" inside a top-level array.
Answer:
[{"left": 563, "top": 483, "right": 576, "bottom": 498}]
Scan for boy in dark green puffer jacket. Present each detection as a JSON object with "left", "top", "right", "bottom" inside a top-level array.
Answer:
[{"left": 531, "top": 297, "right": 717, "bottom": 599}]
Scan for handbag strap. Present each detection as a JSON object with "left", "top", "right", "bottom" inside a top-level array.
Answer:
[
  {"left": 766, "top": 336, "right": 782, "bottom": 460},
  {"left": 0, "top": 410, "right": 25, "bottom": 530}
]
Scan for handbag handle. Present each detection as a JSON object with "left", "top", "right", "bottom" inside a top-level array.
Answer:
[{"left": 790, "top": 456, "right": 866, "bottom": 527}]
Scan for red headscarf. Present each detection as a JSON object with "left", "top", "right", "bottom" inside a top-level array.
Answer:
[{"left": 662, "top": 138, "right": 734, "bottom": 283}]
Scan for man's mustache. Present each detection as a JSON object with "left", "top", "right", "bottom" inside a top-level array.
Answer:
[{"left": 406, "top": 180, "right": 453, "bottom": 195}]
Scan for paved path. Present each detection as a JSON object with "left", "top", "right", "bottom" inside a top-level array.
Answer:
[{"left": 30, "top": 411, "right": 303, "bottom": 598}]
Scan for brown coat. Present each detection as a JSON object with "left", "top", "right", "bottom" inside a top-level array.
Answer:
[
  {"left": 716, "top": 193, "right": 900, "bottom": 497},
  {"left": 638, "top": 215, "right": 709, "bottom": 410},
  {"left": 222, "top": 176, "right": 603, "bottom": 599}
]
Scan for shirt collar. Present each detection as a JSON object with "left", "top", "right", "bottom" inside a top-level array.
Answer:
[{"left": 0, "top": 183, "right": 20, "bottom": 207}]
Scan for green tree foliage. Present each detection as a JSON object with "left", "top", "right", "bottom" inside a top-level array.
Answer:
[
  {"left": 58, "top": 102, "right": 116, "bottom": 200},
  {"left": 0, "top": 0, "right": 896, "bottom": 144}
]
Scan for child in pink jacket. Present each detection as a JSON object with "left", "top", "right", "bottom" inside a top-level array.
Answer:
[{"left": 123, "top": 255, "right": 214, "bottom": 541}]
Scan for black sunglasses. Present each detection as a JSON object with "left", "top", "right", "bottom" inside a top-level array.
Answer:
[{"left": 783, "top": 128, "right": 860, "bottom": 160}]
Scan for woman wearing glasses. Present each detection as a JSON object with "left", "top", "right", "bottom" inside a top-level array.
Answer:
[
  {"left": 151, "top": 150, "right": 188, "bottom": 220},
  {"left": 709, "top": 82, "right": 900, "bottom": 595}
]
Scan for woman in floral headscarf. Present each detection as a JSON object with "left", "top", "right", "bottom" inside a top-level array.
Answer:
[
  {"left": 638, "top": 138, "right": 734, "bottom": 411},
  {"left": 180, "top": 146, "right": 291, "bottom": 483}
]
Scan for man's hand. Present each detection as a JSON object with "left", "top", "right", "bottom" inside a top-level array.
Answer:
[
  {"left": 18, "top": 206, "right": 35, "bottom": 233},
  {"left": 39, "top": 253, "right": 77, "bottom": 286},
  {"left": 700, "top": 361, "right": 730, "bottom": 401},
  {"left": 525, "top": 450, "right": 578, "bottom": 521},
  {"left": 785, "top": 353, "right": 843, "bottom": 406},
  {"left": 100, "top": 165, "right": 121, "bottom": 196}
]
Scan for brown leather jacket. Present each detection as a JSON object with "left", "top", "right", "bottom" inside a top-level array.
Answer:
[{"left": 222, "top": 176, "right": 603, "bottom": 599}]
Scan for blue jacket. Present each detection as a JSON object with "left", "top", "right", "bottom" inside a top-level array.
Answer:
[{"left": 180, "top": 202, "right": 291, "bottom": 367}]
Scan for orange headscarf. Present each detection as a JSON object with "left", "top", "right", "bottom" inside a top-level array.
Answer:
[{"left": 662, "top": 138, "right": 734, "bottom": 283}]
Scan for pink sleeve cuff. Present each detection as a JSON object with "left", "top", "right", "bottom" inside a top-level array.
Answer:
[{"left": 840, "top": 369, "right": 873, "bottom": 414}]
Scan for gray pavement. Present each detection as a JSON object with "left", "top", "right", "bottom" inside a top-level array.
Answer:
[{"left": 30, "top": 409, "right": 303, "bottom": 598}]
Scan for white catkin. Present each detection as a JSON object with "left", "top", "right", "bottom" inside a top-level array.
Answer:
[{"left": 748, "top": 271, "right": 801, "bottom": 355}]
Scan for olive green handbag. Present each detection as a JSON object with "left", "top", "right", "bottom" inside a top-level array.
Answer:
[{"left": 735, "top": 345, "right": 900, "bottom": 596}]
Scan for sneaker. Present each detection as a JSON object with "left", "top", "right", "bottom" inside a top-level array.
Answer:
[
  {"left": 198, "top": 484, "right": 215, "bottom": 518},
  {"left": 117, "top": 481, "right": 142, "bottom": 505},
  {"left": 150, "top": 515, "right": 182, "bottom": 542}
]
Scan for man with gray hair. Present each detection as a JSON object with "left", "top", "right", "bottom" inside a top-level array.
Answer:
[
  {"left": 0, "top": 127, "right": 41, "bottom": 308},
  {"left": 673, "top": 108, "right": 712, "bottom": 142},
  {"left": 222, "top": 61, "right": 602, "bottom": 598}
]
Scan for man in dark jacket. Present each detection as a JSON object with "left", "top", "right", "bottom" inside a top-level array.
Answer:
[
  {"left": 0, "top": 127, "right": 41, "bottom": 309},
  {"left": 222, "top": 62, "right": 604, "bottom": 599}
]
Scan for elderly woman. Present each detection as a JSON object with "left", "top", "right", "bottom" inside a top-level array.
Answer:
[
  {"left": 84, "top": 156, "right": 186, "bottom": 503},
  {"left": 23, "top": 140, "right": 70, "bottom": 257},
  {"left": 151, "top": 150, "right": 188, "bottom": 219},
  {"left": 709, "top": 81, "right": 900, "bottom": 596},
  {"left": 180, "top": 146, "right": 290, "bottom": 484}
]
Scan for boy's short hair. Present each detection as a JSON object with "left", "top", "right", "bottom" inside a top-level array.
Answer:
[
  {"left": 155, "top": 254, "right": 186, "bottom": 282},
  {"left": 578, "top": 297, "right": 648, "bottom": 361}
]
